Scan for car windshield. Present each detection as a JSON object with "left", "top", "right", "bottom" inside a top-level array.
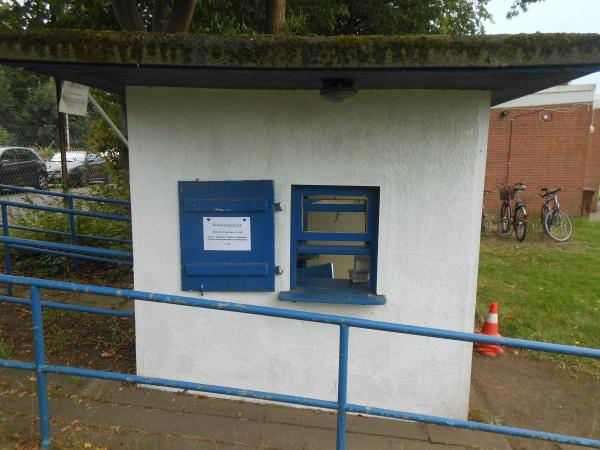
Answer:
[{"left": 50, "top": 152, "right": 86, "bottom": 162}]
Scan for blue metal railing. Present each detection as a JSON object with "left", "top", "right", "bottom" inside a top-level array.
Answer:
[
  {"left": 0, "top": 274, "right": 598, "bottom": 449},
  {"left": 0, "top": 184, "right": 132, "bottom": 294}
]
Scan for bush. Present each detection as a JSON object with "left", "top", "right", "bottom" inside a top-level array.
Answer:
[
  {"left": 8, "top": 173, "right": 132, "bottom": 278},
  {"left": 0, "top": 125, "right": 12, "bottom": 145},
  {"left": 33, "top": 144, "right": 57, "bottom": 161}
]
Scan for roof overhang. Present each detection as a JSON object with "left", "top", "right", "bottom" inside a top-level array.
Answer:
[{"left": 1, "top": 30, "right": 600, "bottom": 105}]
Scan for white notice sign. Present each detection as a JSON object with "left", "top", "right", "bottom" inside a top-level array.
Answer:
[
  {"left": 58, "top": 81, "right": 89, "bottom": 116},
  {"left": 203, "top": 217, "right": 251, "bottom": 251}
]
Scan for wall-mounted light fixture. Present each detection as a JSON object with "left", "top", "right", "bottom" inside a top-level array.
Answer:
[
  {"left": 500, "top": 110, "right": 509, "bottom": 118},
  {"left": 320, "top": 79, "right": 357, "bottom": 104},
  {"left": 540, "top": 110, "right": 552, "bottom": 122}
]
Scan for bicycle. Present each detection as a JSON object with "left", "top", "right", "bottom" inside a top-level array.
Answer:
[
  {"left": 540, "top": 187, "right": 572, "bottom": 242},
  {"left": 481, "top": 190, "right": 492, "bottom": 233},
  {"left": 499, "top": 182, "right": 528, "bottom": 241}
]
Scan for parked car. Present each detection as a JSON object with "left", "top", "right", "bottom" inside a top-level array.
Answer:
[
  {"left": 0, "top": 146, "right": 48, "bottom": 190},
  {"left": 46, "top": 151, "right": 108, "bottom": 186}
]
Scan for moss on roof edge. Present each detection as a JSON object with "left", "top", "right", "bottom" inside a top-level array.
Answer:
[{"left": 1, "top": 30, "right": 600, "bottom": 69}]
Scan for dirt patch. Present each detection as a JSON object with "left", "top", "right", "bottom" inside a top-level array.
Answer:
[
  {"left": 0, "top": 285, "right": 135, "bottom": 374},
  {"left": 7, "top": 257, "right": 134, "bottom": 290},
  {"left": 470, "top": 351, "right": 600, "bottom": 449},
  {"left": 0, "top": 258, "right": 135, "bottom": 374}
]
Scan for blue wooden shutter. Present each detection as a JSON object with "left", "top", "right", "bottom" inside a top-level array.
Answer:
[{"left": 179, "top": 180, "right": 275, "bottom": 292}]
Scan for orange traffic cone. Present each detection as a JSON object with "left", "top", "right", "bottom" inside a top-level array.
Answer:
[{"left": 475, "top": 302, "right": 504, "bottom": 357}]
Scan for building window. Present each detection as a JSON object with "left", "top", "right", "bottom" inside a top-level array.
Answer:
[{"left": 278, "top": 185, "right": 385, "bottom": 305}]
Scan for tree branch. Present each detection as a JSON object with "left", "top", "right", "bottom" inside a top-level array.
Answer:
[
  {"left": 112, "top": 0, "right": 146, "bottom": 32},
  {"left": 165, "top": 0, "right": 196, "bottom": 33}
]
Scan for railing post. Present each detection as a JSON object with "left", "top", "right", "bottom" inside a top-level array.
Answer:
[
  {"left": 67, "top": 197, "right": 78, "bottom": 271},
  {"left": 2, "top": 203, "right": 12, "bottom": 295},
  {"left": 336, "top": 324, "right": 349, "bottom": 450},
  {"left": 31, "top": 286, "right": 51, "bottom": 448}
]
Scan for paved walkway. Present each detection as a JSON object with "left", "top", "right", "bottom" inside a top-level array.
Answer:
[{"left": 0, "top": 368, "right": 512, "bottom": 450}]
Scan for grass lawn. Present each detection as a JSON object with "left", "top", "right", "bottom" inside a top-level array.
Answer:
[{"left": 477, "top": 219, "right": 600, "bottom": 374}]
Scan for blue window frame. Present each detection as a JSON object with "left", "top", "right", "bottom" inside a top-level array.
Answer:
[{"left": 278, "top": 185, "right": 386, "bottom": 305}]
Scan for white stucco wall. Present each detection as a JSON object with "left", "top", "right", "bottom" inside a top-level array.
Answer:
[{"left": 127, "top": 87, "right": 491, "bottom": 419}]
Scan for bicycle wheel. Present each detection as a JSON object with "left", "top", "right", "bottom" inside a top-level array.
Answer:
[
  {"left": 500, "top": 204, "right": 512, "bottom": 233},
  {"left": 514, "top": 207, "right": 527, "bottom": 241},
  {"left": 544, "top": 208, "right": 572, "bottom": 242}
]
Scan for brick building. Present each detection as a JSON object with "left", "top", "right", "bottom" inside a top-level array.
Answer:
[{"left": 484, "top": 84, "right": 600, "bottom": 218}]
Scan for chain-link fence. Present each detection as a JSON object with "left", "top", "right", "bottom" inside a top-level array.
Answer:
[
  {"left": 0, "top": 125, "right": 110, "bottom": 191},
  {"left": 3, "top": 115, "right": 89, "bottom": 147},
  {"left": 0, "top": 67, "right": 127, "bottom": 194},
  {"left": 0, "top": 68, "right": 132, "bottom": 280}
]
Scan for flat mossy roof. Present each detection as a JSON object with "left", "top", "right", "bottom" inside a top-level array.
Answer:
[
  {"left": 1, "top": 30, "right": 600, "bottom": 104},
  {"left": 2, "top": 30, "right": 600, "bottom": 68}
]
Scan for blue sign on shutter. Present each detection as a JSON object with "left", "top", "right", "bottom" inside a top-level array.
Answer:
[{"left": 179, "top": 180, "right": 275, "bottom": 292}]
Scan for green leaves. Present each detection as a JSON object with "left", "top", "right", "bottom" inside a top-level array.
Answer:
[
  {"left": 286, "top": 0, "right": 493, "bottom": 36},
  {"left": 0, "top": 126, "right": 11, "bottom": 146},
  {"left": 0, "top": 0, "right": 498, "bottom": 36},
  {"left": 507, "top": 0, "right": 546, "bottom": 19},
  {"left": 0, "top": 0, "right": 120, "bottom": 31}
]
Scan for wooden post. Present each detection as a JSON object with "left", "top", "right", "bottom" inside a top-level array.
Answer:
[{"left": 54, "top": 78, "right": 69, "bottom": 193}]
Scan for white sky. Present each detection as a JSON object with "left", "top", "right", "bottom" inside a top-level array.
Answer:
[{"left": 484, "top": 0, "right": 600, "bottom": 93}]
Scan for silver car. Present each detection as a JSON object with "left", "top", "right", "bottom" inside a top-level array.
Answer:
[{"left": 47, "top": 151, "right": 108, "bottom": 186}]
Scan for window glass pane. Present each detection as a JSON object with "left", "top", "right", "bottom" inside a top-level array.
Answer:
[
  {"left": 18, "top": 149, "right": 34, "bottom": 160},
  {"left": 304, "top": 240, "right": 365, "bottom": 246},
  {"left": 2, "top": 150, "right": 17, "bottom": 161},
  {"left": 300, "top": 254, "right": 371, "bottom": 282},
  {"left": 303, "top": 196, "right": 367, "bottom": 233}
]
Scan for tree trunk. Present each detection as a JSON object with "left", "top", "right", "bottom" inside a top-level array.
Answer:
[
  {"left": 165, "top": 0, "right": 197, "bottom": 33},
  {"left": 112, "top": 0, "right": 146, "bottom": 32},
  {"left": 265, "top": 0, "right": 286, "bottom": 33}
]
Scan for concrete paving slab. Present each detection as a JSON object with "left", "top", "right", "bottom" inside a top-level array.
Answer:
[
  {"left": 427, "top": 425, "right": 512, "bottom": 450},
  {"left": 0, "top": 410, "right": 37, "bottom": 439},
  {"left": 347, "top": 432, "right": 439, "bottom": 450},
  {"left": 58, "top": 420, "right": 267, "bottom": 450},
  {"left": 262, "top": 401, "right": 337, "bottom": 429},
  {"left": 61, "top": 375, "right": 287, "bottom": 424},
  {"left": 347, "top": 414, "right": 430, "bottom": 441},
  {"left": 559, "top": 444, "right": 597, "bottom": 450},
  {"left": 430, "top": 445, "right": 473, "bottom": 450},
  {"left": 0, "top": 369, "right": 514, "bottom": 449}
]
